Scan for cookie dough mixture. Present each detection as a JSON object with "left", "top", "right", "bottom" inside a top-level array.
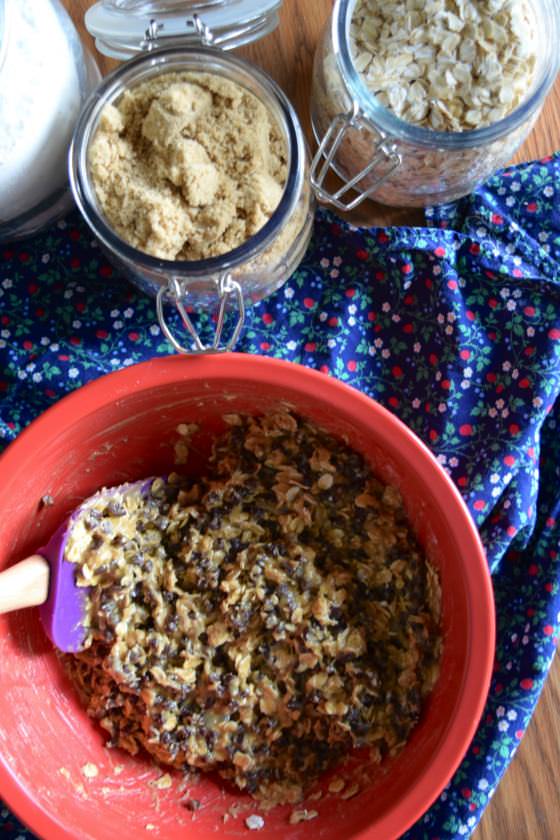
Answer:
[
  {"left": 88, "top": 72, "right": 287, "bottom": 260},
  {"left": 62, "top": 412, "right": 441, "bottom": 806}
]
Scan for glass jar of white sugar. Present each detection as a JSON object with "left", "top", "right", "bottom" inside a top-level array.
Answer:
[
  {"left": 0, "top": 0, "right": 100, "bottom": 240},
  {"left": 310, "top": 0, "right": 560, "bottom": 209}
]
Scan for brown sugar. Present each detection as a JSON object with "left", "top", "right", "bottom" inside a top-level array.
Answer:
[{"left": 88, "top": 71, "right": 287, "bottom": 260}]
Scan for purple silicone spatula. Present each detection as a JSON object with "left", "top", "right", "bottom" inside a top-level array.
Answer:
[{"left": 0, "top": 479, "right": 154, "bottom": 652}]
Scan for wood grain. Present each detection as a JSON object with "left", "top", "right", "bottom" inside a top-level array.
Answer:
[
  {"left": 476, "top": 653, "right": 560, "bottom": 840},
  {"left": 63, "top": 2, "right": 560, "bottom": 837}
]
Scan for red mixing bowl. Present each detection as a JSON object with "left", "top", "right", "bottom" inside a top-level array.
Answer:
[{"left": 0, "top": 354, "right": 494, "bottom": 840}]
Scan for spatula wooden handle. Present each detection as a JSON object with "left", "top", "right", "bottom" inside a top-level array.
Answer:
[{"left": 0, "top": 556, "right": 50, "bottom": 614}]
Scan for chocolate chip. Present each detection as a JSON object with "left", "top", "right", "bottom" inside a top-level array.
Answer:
[
  {"left": 89, "top": 533, "right": 103, "bottom": 550},
  {"left": 105, "top": 500, "right": 126, "bottom": 517},
  {"left": 183, "top": 799, "right": 201, "bottom": 812}
]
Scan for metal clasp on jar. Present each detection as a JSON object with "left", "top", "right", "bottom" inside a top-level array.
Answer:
[
  {"left": 310, "top": 103, "right": 401, "bottom": 211},
  {"left": 139, "top": 12, "right": 276, "bottom": 52},
  {"left": 156, "top": 275, "right": 245, "bottom": 355},
  {"left": 140, "top": 14, "right": 216, "bottom": 50}
]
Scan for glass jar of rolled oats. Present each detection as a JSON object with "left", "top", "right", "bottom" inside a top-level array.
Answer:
[
  {"left": 70, "top": 1, "right": 313, "bottom": 353},
  {"left": 310, "top": 0, "right": 560, "bottom": 209}
]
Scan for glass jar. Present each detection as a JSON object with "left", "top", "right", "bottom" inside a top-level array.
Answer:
[
  {"left": 69, "top": 42, "right": 313, "bottom": 353},
  {"left": 310, "top": 0, "right": 560, "bottom": 209},
  {"left": 0, "top": 0, "right": 100, "bottom": 241},
  {"left": 84, "top": 0, "right": 283, "bottom": 59}
]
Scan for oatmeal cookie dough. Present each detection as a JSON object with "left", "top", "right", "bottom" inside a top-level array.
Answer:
[
  {"left": 62, "top": 412, "right": 441, "bottom": 806},
  {"left": 88, "top": 72, "right": 287, "bottom": 260}
]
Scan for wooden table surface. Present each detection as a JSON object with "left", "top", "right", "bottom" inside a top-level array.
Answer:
[{"left": 65, "top": 2, "right": 560, "bottom": 838}]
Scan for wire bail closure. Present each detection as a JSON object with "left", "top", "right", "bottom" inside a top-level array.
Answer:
[
  {"left": 156, "top": 275, "right": 245, "bottom": 355},
  {"left": 140, "top": 18, "right": 163, "bottom": 50},
  {"left": 140, "top": 14, "right": 215, "bottom": 50},
  {"left": 310, "top": 105, "right": 401, "bottom": 211},
  {"left": 192, "top": 13, "right": 214, "bottom": 45},
  {"left": 136, "top": 10, "right": 276, "bottom": 54}
]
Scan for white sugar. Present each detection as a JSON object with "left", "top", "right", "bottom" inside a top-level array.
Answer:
[{"left": 0, "top": 0, "right": 81, "bottom": 222}]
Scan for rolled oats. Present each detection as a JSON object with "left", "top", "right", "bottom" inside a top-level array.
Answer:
[
  {"left": 340, "top": 782, "right": 360, "bottom": 800},
  {"left": 80, "top": 762, "right": 99, "bottom": 779},
  {"left": 350, "top": 0, "right": 536, "bottom": 131},
  {"left": 150, "top": 773, "right": 173, "bottom": 790},
  {"left": 62, "top": 412, "right": 441, "bottom": 806},
  {"left": 311, "top": 0, "right": 541, "bottom": 205},
  {"left": 288, "top": 809, "right": 319, "bottom": 824},
  {"left": 327, "top": 777, "right": 345, "bottom": 794}
]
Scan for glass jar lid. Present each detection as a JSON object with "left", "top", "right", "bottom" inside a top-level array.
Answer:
[{"left": 85, "top": 0, "right": 282, "bottom": 59}]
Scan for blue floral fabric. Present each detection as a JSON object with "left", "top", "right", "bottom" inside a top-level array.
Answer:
[{"left": 1, "top": 152, "right": 560, "bottom": 839}]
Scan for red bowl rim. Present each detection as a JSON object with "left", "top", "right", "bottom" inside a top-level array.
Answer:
[{"left": 0, "top": 354, "right": 495, "bottom": 840}]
